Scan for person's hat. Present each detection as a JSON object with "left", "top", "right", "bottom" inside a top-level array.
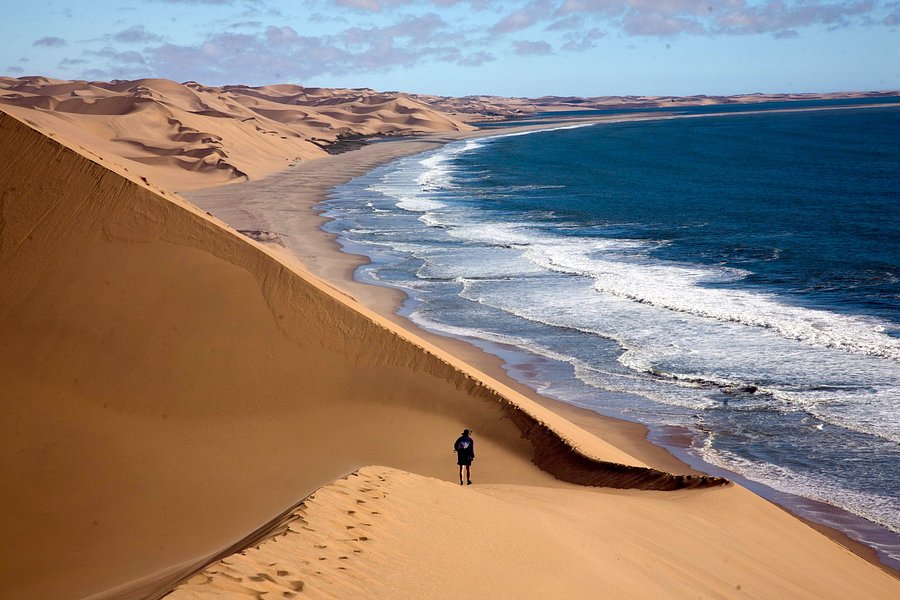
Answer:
[{"left": 463, "top": 429, "right": 470, "bottom": 435}]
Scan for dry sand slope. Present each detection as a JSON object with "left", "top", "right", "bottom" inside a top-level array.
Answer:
[
  {"left": 1, "top": 109, "right": 898, "bottom": 600},
  {"left": 169, "top": 467, "right": 896, "bottom": 600},
  {"left": 0, "top": 76, "right": 473, "bottom": 191}
]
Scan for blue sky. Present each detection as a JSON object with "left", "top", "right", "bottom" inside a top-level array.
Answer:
[{"left": 3, "top": 1, "right": 899, "bottom": 96}]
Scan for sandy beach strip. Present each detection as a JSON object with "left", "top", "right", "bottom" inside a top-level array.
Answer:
[{"left": 184, "top": 113, "right": 900, "bottom": 579}]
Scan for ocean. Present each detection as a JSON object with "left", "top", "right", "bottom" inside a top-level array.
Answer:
[{"left": 321, "top": 103, "right": 900, "bottom": 568}]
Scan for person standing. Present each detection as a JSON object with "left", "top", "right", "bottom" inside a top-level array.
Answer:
[{"left": 453, "top": 429, "right": 475, "bottom": 485}]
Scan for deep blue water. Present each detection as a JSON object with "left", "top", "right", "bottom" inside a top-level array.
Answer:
[{"left": 322, "top": 105, "right": 900, "bottom": 568}]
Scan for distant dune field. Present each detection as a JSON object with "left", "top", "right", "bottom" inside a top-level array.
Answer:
[{"left": 0, "top": 76, "right": 473, "bottom": 191}]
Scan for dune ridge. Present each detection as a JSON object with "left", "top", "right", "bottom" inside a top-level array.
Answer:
[
  {"left": 1, "top": 104, "right": 730, "bottom": 599},
  {"left": 167, "top": 466, "right": 900, "bottom": 599},
  {"left": 0, "top": 76, "right": 473, "bottom": 191}
]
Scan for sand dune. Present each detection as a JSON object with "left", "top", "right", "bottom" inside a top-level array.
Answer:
[
  {"left": 0, "top": 76, "right": 473, "bottom": 191},
  {"left": 169, "top": 467, "right": 897, "bottom": 599},
  {"left": 2, "top": 102, "right": 898, "bottom": 599}
]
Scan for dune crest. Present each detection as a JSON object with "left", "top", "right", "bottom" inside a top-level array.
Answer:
[
  {"left": 1, "top": 102, "right": 727, "bottom": 598},
  {"left": 0, "top": 76, "right": 473, "bottom": 191},
  {"left": 167, "top": 466, "right": 899, "bottom": 600}
]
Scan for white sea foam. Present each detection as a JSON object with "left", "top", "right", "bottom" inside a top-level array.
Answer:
[
  {"left": 528, "top": 242, "right": 900, "bottom": 360},
  {"left": 413, "top": 139, "right": 482, "bottom": 191},
  {"left": 457, "top": 272, "right": 900, "bottom": 442},
  {"left": 768, "top": 386, "right": 900, "bottom": 444},
  {"left": 378, "top": 142, "right": 900, "bottom": 363},
  {"left": 444, "top": 221, "right": 537, "bottom": 246},
  {"left": 394, "top": 195, "right": 446, "bottom": 212},
  {"left": 406, "top": 307, "right": 714, "bottom": 411},
  {"left": 415, "top": 247, "right": 543, "bottom": 280},
  {"left": 344, "top": 137, "right": 900, "bottom": 444},
  {"left": 485, "top": 122, "right": 599, "bottom": 140},
  {"left": 697, "top": 436, "right": 900, "bottom": 536}
]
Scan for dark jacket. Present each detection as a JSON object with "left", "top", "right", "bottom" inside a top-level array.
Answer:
[{"left": 454, "top": 435, "right": 475, "bottom": 461}]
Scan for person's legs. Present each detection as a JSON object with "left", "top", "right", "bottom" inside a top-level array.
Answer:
[
  {"left": 458, "top": 465, "right": 464, "bottom": 485},
  {"left": 465, "top": 464, "right": 471, "bottom": 485}
]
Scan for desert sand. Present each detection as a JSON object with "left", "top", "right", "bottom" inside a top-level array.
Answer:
[
  {"left": 0, "top": 76, "right": 473, "bottom": 192},
  {"left": 168, "top": 467, "right": 891, "bottom": 599},
  {"left": 2, "top": 87, "right": 899, "bottom": 600}
]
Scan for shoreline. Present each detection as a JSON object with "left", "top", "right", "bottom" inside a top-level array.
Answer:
[{"left": 184, "top": 109, "right": 900, "bottom": 578}]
